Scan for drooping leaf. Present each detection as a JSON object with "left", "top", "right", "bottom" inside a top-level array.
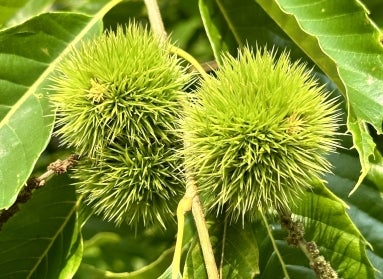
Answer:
[
  {"left": 256, "top": 0, "right": 383, "bottom": 191},
  {"left": 0, "top": 0, "right": 121, "bottom": 210},
  {"left": 0, "top": 0, "right": 56, "bottom": 28},
  {"left": 0, "top": 177, "right": 81, "bottom": 279},
  {"left": 183, "top": 221, "right": 259, "bottom": 279}
]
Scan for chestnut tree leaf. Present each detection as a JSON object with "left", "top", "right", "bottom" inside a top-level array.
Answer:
[
  {"left": 0, "top": 0, "right": 56, "bottom": 28},
  {"left": 255, "top": 222, "right": 315, "bottom": 279},
  {"left": 198, "top": 0, "right": 301, "bottom": 64},
  {"left": 255, "top": 0, "right": 383, "bottom": 192},
  {"left": 255, "top": 153, "right": 376, "bottom": 279},
  {"left": 259, "top": 152, "right": 377, "bottom": 279},
  {"left": 0, "top": 0, "right": 121, "bottom": 210},
  {"left": 291, "top": 180, "right": 375, "bottom": 279},
  {"left": 327, "top": 152, "right": 383, "bottom": 278},
  {"left": 0, "top": 178, "right": 81, "bottom": 279}
]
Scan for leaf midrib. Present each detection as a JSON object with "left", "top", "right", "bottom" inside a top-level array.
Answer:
[{"left": 0, "top": 0, "right": 121, "bottom": 130}]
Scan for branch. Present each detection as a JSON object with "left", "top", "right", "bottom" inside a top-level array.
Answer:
[
  {"left": 279, "top": 209, "right": 340, "bottom": 279},
  {"left": 0, "top": 154, "right": 79, "bottom": 230}
]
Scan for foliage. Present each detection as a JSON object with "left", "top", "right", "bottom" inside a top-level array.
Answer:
[{"left": 0, "top": 0, "right": 382, "bottom": 278}]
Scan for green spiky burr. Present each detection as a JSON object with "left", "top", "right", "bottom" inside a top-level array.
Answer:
[
  {"left": 50, "top": 23, "right": 190, "bottom": 227},
  {"left": 183, "top": 47, "right": 339, "bottom": 222}
]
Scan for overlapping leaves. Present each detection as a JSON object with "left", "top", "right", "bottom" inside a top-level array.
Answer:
[{"left": 0, "top": 1, "right": 121, "bottom": 210}]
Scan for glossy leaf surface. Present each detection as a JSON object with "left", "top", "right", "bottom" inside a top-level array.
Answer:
[{"left": 0, "top": 179, "right": 80, "bottom": 279}]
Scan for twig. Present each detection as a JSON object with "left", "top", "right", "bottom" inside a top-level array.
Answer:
[
  {"left": 143, "top": 0, "right": 219, "bottom": 277},
  {"left": 143, "top": 0, "right": 167, "bottom": 41},
  {"left": 189, "top": 179, "right": 219, "bottom": 279},
  {"left": 172, "top": 168, "right": 219, "bottom": 279},
  {"left": 0, "top": 154, "right": 79, "bottom": 230},
  {"left": 279, "top": 209, "right": 340, "bottom": 279}
]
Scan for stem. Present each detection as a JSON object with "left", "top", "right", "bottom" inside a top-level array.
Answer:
[
  {"left": 170, "top": 46, "right": 210, "bottom": 80},
  {"left": 172, "top": 196, "right": 193, "bottom": 279},
  {"left": 143, "top": 0, "right": 209, "bottom": 80},
  {"left": 143, "top": 0, "right": 167, "bottom": 41},
  {"left": 172, "top": 169, "right": 219, "bottom": 279},
  {"left": 190, "top": 188, "right": 219, "bottom": 279},
  {"left": 144, "top": 1, "right": 219, "bottom": 278},
  {"left": 279, "top": 210, "right": 339, "bottom": 279},
  {"left": 0, "top": 154, "right": 79, "bottom": 230},
  {"left": 260, "top": 211, "right": 291, "bottom": 279}
]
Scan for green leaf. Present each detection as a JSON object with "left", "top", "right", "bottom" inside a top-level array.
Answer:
[
  {"left": 366, "top": 149, "right": 383, "bottom": 192},
  {"left": 255, "top": 0, "right": 383, "bottom": 191},
  {"left": 182, "top": 238, "right": 208, "bottom": 279},
  {"left": 326, "top": 152, "right": 383, "bottom": 278},
  {"left": 0, "top": 178, "right": 81, "bottom": 279},
  {"left": 254, "top": 186, "right": 375, "bottom": 278},
  {"left": 198, "top": 0, "right": 299, "bottom": 64},
  {"left": 58, "top": 213, "right": 83, "bottom": 279},
  {"left": 258, "top": 236, "right": 315, "bottom": 278},
  {"left": 198, "top": 0, "right": 237, "bottom": 62},
  {"left": 74, "top": 215, "right": 182, "bottom": 279},
  {"left": 253, "top": 151, "right": 376, "bottom": 278},
  {"left": 0, "top": 0, "right": 28, "bottom": 27},
  {"left": 0, "top": 0, "right": 121, "bottom": 210},
  {"left": 292, "top": 181, "right": 375, "bottom": 278},
  {"left": 183, "top": 221, "right": 259, "bottom": 279},
  {"left": 157, "top": 264, "right": 175, "bottom": 279},
  {"left": 0, "top": 0, "right": 56, "bottom": 28}
]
